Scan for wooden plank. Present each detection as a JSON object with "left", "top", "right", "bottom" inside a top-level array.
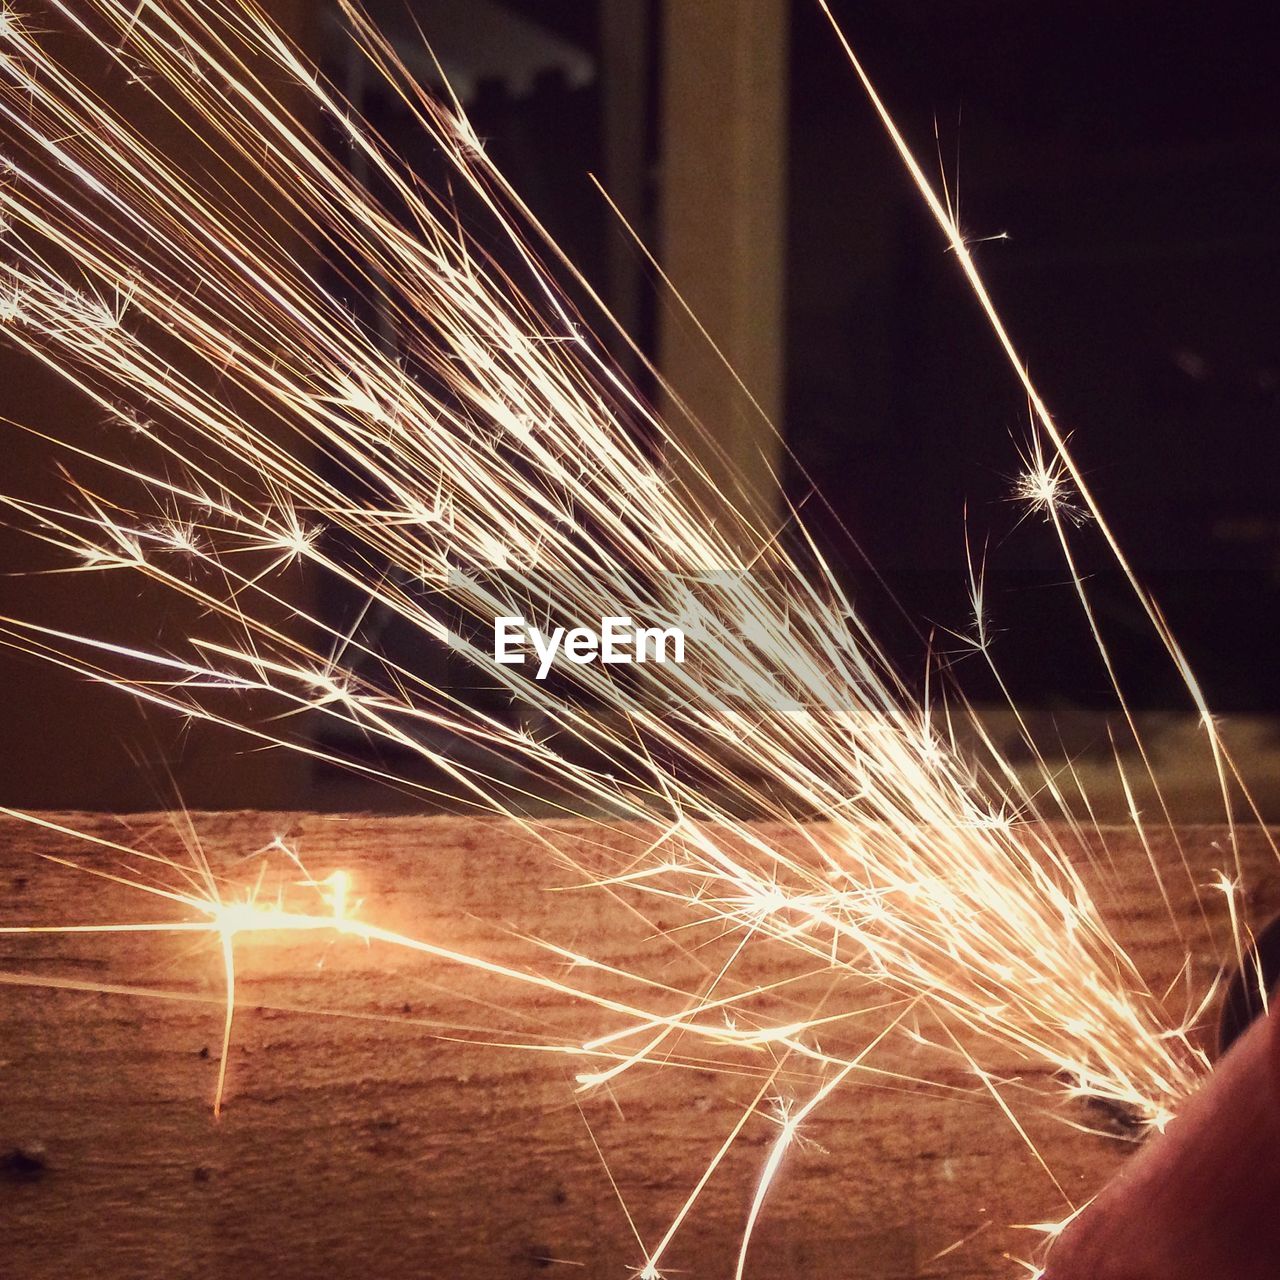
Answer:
[{"left": 1, "top": 813, "right": 1275, "bottom": 1277}]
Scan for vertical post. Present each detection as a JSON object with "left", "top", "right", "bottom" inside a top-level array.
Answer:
[
  {"left": 600, "top": 0, "right": 652, "bottom": 376},
  {"left": 658, "top": 0, "right": 789, "bottom": 534}
]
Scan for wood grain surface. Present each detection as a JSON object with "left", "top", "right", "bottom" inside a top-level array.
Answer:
[{"left": 2, "top": 813, "right": 1278, "bottom": 1279}]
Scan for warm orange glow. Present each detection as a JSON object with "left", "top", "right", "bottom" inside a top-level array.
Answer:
[{"left": 0, "top": 3, "right": 1267, "bottom": 1274}]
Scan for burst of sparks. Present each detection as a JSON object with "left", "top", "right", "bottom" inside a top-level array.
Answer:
[
  {"left": 0, "top": 1, "right": 1267, "bottom": 1274},
  {"left": 1011, "top": 452, "right": 1090, "bottom": 528}
]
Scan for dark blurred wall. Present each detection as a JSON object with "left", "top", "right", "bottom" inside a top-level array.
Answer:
[
  {"left": 0, "top": 1, "right": 314, "bottom": 809},
  {"left": 789, "top": 0, "right": 1280, "bottom": 711}
]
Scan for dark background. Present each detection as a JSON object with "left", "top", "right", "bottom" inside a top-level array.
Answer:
[
  {"left": 1, "top": 0, "right": 1277, "bottom": 808},
  {"left": 787, "top": 1, "right": 1280, "bottom": 717}
]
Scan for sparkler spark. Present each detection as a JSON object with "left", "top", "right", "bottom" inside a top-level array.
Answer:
[{"left": 0, "top": 1, "right": 1268, "bottom": 1273}]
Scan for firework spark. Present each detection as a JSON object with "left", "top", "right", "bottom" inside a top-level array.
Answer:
[{"left": 0, "top": 1, "right": 1264, "bottom": 1273}]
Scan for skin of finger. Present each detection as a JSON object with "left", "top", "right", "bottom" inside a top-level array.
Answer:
[{"left": 1043, "top": 1002, "right": 1280, "bottom": 1280}]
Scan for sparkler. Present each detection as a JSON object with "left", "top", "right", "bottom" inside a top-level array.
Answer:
[{"left": 0, "top": 1, "right": 1267, "bottom": 1273}]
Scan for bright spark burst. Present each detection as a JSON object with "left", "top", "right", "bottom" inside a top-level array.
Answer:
[
  {"left": 1012, "top": 453, "right": 1090, "bottom": 528},
  {"left": 0, "top": 1, "right": 1269, "bottom": 1274}
]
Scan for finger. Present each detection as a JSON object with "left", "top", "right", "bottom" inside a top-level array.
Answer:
[{"left": 1044, "top": 999, "right": 1280, "bottom": 1280}]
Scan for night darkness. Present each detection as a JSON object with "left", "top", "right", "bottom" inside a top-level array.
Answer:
[{"left": 786, "top": 1, "right": 1280, "bottom": 715}]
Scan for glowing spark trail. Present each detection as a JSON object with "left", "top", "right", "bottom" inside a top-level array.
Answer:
[{"left": 0, "top": 0, "right": 1264, "bottom": 1271}]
